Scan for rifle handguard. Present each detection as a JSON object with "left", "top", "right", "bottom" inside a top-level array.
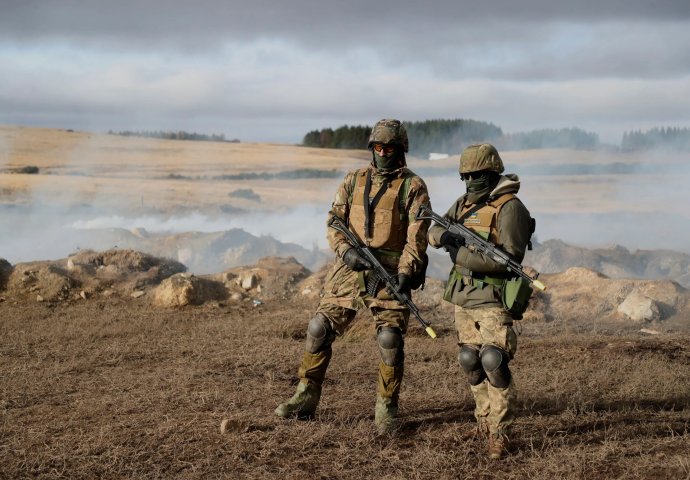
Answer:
[{"left": 416, "top": 205, "right": 547, "bottom": 292}]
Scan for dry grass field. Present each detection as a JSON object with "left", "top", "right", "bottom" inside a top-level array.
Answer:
[
  {"left": 1, "top": 295, "right": 689, "bottom": 479},
  {"left": 0, "top": 125, "right": 370, "bottom": 212},
  {"left": 3, "top": 124, "right": 688, "bottom": 218}
]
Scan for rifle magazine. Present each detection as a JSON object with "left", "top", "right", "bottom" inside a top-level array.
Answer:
[{"left": 366, "top": 272, "right": 381, "bottom": 297}]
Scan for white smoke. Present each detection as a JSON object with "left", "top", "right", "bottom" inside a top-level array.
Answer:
[{"left": 70, "top": 204, "right": 331, "bottom": 249}]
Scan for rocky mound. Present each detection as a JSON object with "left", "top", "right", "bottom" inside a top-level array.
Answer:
[
  {"left": 153, "top": 273, "right": 228, "bottom": 307},
  {"left": 525, "top": 239, "right": 690, "bottom": 288},
  {"left": 6, "top": 263, "right": 75, "bottom": 302},
  {"left": 152, "top": 256, "right": 312, "bottom": 307},
  {"left": 63, "top": 227, "right": 329, "bottom": 274},
  {"left": 2, "top": 250, "right": 688, "bottom": 332},
  {"left": 0, "top": 258, "right": 12, "bottom": 290},
  {"left": 4, "top": 249, "right": 186, "bottom": 302},
  {"left": 525, "top": 267, "right": 689, "bottom": 329}
]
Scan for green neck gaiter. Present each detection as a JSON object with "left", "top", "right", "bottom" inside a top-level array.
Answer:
[
  {"left": 373, "top": 152, "right": 401, "bottom": 172},
  {"left": 465, "top": 173, "right": 500, "bottom": 203},
  {"left": 465, "top": 176, "right": 492, "bottom": 193}
]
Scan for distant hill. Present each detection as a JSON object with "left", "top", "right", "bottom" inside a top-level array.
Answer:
[
  {"left": 61, "top": 227, "right": 330, "bottom": 274},
  {"left": 425, "top": 239, "right": 690, "bottom": 288},
  {"left": 525, "top": 239, "right": 690, "bottom": 288}
]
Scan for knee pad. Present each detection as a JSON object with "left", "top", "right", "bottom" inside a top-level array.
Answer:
[
  {"left": 377, "top": 326, "right": 404, "bottom": 366},
  {"left": 458, "top": 344, "right": 486, "bottom": 386},
  {"left": 305, "top": 313, "right": 335, "bottom": 353},
  {"left": 480, "top": 345, "right": 511, "bottom": 389}
]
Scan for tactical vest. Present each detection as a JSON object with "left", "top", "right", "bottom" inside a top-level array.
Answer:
[
  {"left": 459, "top": 193, "right": 516, "bottom": 244},
  {"left": 452, "top": 193, "right": 517, "bottom": 288},
  {"left": 348, "top": 170, "right": 407, "bottom": 252}
]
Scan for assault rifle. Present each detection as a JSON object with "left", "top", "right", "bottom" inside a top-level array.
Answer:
[
  {"left": 416, "top": 205, "right": 546, "bottom": 291},
  {"left": 327, "top": 215, "right": 437, "bottom": 339}
]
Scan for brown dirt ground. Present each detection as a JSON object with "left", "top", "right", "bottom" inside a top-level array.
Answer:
[{"left": 1, "top": 293, "right": 689, "bottom": 479}]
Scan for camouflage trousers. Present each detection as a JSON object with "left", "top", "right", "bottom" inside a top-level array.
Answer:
[
  {"left": 301, "top": 260, "right": 411, "bottom": 400},
  {"left": 316, "top": 301, "right": 410, "bottom": 401},
  {"left": 455, "top": 306, "right": 518, "bottom": 437},
  {"left": 318, "top": 301, "right": 410, "bottom": 335}
]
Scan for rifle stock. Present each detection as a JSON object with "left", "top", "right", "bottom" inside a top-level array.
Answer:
[
  {"left": 327, "top": 215, "right": 437, "bottom": 339},
  {"left": 416, "top": 205, "right": 546, "bottom": 291}
]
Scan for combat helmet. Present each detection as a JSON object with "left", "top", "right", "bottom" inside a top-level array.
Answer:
[
  {"left": 459, "top": 143, "right": 504, "bottom": 176},
  {"left": 368, "top": 119, "right": 409, "bottom": 153}
]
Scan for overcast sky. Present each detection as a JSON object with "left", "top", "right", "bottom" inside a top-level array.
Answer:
[{"left": 2, "top": 0, "right": 690, "bottom": 144}]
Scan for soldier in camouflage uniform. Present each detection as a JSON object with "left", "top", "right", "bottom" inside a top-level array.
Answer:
[
  {"left": 275, "top": 119, "right": 431, "bottom": 434},
  {"left": 428, "top": 143, "right": 533, "bottom": 459}
]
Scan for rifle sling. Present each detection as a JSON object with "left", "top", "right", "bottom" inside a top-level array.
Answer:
[{"left": 363, "top": 170, "right": 390, "bottom": 239}]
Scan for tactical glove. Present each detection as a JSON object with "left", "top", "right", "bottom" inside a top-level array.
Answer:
[
  {"left": 440, "top": 231, "right": 465, "bottom": 249},
  {"left": 394, "top": 273, "right": 411, "bottom": 298},
  {"left": 440, "top": 231, "right": 463, "bottom": 264},
  {"left": 342, "top": 248, "right": 372, "bottom": 272}
]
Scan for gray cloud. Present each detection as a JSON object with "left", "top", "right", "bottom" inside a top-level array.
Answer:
[
  {"left": 1, "top": 1, "right": 689, "bottom": 143},
  {"left": 3, "top": 1, "right": 690, "bottom": 62},
  {"left": 3, "top": 0, "right": 690, "bottom": 43}
]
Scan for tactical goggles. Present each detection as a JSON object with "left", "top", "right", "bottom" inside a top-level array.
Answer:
[
  {"left": 461, "top": 170, "right": 491, "bottom": 181},
  {"left": 372, "top": 143, "right": 396, "bottom": 155}
]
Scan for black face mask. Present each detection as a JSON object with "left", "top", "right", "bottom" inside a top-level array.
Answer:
[{"left": 464, "top": 171, "right": 498, "bottom": 193}]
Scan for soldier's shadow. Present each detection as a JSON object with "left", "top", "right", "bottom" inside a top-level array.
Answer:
[
  {"left": 393, "top": 394, "right": 690, "bottom": 441},
  {"left": 398, "top": 404, "right": 477, "bottom": 434},
  {"left": 519, "top": 395, "right": 690, "bottom": 417}
]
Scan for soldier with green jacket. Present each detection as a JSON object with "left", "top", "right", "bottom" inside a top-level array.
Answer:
[
  {"left": 428, "top": 143, "right": 533, "bottom": 459},
  {"left": 275, "top": 119, "right": 431, "bottom": 434}
]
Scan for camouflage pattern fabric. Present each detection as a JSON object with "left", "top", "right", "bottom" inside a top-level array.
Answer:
[
  {"left": 326, "top": 165, "right": 430, "bottom": 283},
  {"left": 459, "top": 143, "right": 504, "bottom": 175},
  {"left": 316, "top": 302, "right": 410, "bottom": 336},
  {"left": 429, "top": 174, "right": 532, "bottom": 309},
  {"left": 455, "top": 306, "right": 517, "bottom": 437},
  {"left": 317, "top": 302, "right": 409, "bottom": 400},
  {"left": 277, "top": 124, "right": 429, "bottom": 423},
  {"left": 367, "top": 119, "right": 409, "bottom": 152}
]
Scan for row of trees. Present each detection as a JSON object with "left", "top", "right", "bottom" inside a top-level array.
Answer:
[
  {"left": 405, "top": 119, "right": 503, "bottom": 155},
  {"left": 302, "top": 120, "right": 600, "bottom": 155},
  {"left": 495, "top": 128, "right": 599, "bottom": 151},
  {"left": 621, "top": 127, "right": 690, "bottom": 152},
  {"left": 108, "top": 130, "right": 237, "bottom": 143},
  {"left": 302, "top": 125, "right": 371, "bottom": 150}
]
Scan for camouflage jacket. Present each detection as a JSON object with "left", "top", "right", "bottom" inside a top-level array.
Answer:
[
  {"left": 327, "top": 164, "right": 430, "bottom": 277},
  {"left": 322, "top": 164, "right": 431, "bottom": 310},
  {"left": 429, "top": 174, "right": 532, "bottom": 308}
]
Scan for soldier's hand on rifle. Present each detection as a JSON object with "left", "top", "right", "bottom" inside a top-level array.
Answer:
[
  {"left": 440, "top": 231, "right": 463, "bottom": 264},
  {"left": 342, "top": 248, "right": 372, "bottom": 272},
  {"left": 440, "top": 231, "right": 465, "bottom": 249},
  {"left": 394, "top": 273, "right": 411, "bottom": 298}
]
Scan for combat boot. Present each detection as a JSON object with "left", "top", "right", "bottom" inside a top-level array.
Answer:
[
  {"left": 274, "top": 382, "right": 322, "bottom": 419},
  {"left": 374, "top": 395, "right": 398, "bottom": 434},
  {"left": 488, "top": 433, "right": 510, "bottom": 459}
]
